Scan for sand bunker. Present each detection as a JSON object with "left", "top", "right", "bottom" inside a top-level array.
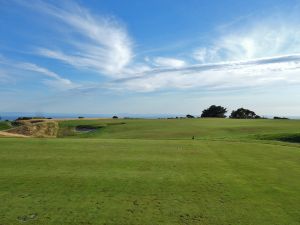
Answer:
[{"left": 5, "top": 120, "right": 59, "bottom": 137}]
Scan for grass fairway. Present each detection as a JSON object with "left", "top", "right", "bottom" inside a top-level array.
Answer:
[
  {"left": 57, "top": 118, "right": 300, "bottom": 140},
  {"left": 1, "top": 119, "right": 300, "bottom": 224}
]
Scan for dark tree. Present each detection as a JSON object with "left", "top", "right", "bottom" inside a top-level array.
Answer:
[
  {"left": 78, "top": 116, "right": 84, "bottom": 119},
  {"left": 201, "top": 105, "right": 227, "bottom": 118},
  {"left": 16, "top": 117, "right": 32, "bottom": 120},
  {"left": 230, "top": 108, "right": 260, "bottom": 119},
  {"left": 274, "top": 116, "right": 289, "bottom": 120},
  {"left": 112, "top": 116, "right": 118, "bottom": 119},
  {"left": 186, "top": 114, "right": 195, "bottom": 118}
]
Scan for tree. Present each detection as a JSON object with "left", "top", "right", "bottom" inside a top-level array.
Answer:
[
  {"left": 230, "top": 108, "right": 260, "bottom": 119},
  {"left": 201, "top": 105, "right": 227, "bottom": 118},
  {"left": 186, "top": 114, "right": 195, "bottom": 118},
  {"left": 274, "top": 116, "right": 289, "bottom": 120},
  {"left": 112, "top": 116, "right": 118, "bottom": 119}
]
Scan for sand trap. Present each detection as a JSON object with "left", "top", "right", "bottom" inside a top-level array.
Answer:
[
  {"left": 5, "top": 121, "right": 59, "bottom": 137},
  {"left": 75, "top": 125, "right": 98, "bottom": 132},
  {"left": 0, "top": 131, "right": 29, "bottom": 138}
]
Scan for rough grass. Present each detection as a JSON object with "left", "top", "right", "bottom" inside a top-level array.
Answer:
[
  {"left": 0, "top": 121, "right": 12, "bottom": 131},
  {"left": 255, "top": 133, "right": 300, "bottom": 143}
]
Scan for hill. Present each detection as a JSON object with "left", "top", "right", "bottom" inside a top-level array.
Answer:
[{"left": 57, "top": 118, "right": 300, "bottom": 142}]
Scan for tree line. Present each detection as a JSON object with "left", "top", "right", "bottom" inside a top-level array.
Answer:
[
  {"left": 185, "top": 105, "right": 286, "bottom": 119},
  {"left": 184, "top": 105, "right": 259, "bottom": 119}
]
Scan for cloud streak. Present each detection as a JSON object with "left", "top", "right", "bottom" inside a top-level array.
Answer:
[
  {"left": 150, "top": 57, "right": 187, "bottom": 68},
  {"left": 18, "top": 63, "right": 76, "bottom": 89},
  {"left": 112, "top": 54, "right": 300, "bottom": 92},
  {"left": 0, "top": 56, "right": 76, "bottom": 90},
  {"left": 27, "top": 0, "right": 133, "bottom": 77}
]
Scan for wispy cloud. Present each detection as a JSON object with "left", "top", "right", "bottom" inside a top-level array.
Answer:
[
  {"left": 193, "top": 18, "right": 300, "bottom": 64},
  {"left": 0, "top": 56, "right": 76, "bottom": 90},
  {"left": 112, "top": 54, "right": 300, "bottom": 92},
  {"left": 4, "top": 2, "right": 300, "bottom": 94},
  {"left": 18, "top": 63, "right": 76, "bottom": 89},
  {"left": 25, "top": 0, "right": 133, "bottom": 77},
  {"left": 148, "top": 57, "right": 187, "bottom": 68},
  {"left": 0, "top": 69, "right": 12, "bottom": 84},
  {"left": 111, "top": 17, "right": 300, "bottom": 92}
]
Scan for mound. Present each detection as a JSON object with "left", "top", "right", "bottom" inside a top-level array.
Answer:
[{"left": 6, "top": 121, "right": 59, "bottom": 137}]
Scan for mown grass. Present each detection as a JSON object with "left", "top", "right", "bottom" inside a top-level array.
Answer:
[
  {"left": 1, "top": 118, "right": 300, "bottom": 225},
  {"left": 1, "top": 138, "right": 300, "bottom": 225},
  {"left": 58, "top": 118, "right": 300, "bottom": 140}
]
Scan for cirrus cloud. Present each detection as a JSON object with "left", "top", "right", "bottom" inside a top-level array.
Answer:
[{"left": 25, "top": 0, "right": 133, "bottom": 77}]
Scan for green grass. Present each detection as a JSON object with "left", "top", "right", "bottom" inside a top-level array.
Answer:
[
  {"left": 1, "top": 118, "right": 300, "bottom": 224},
  {"left": 255, "top": 133, "right": 300, "bottom": 143},
  {"left": 0, "top": 121, "right": 11, "bottom": 131},
  {"left": 58, "top": 118, "right": 300, "bottom": 140}
]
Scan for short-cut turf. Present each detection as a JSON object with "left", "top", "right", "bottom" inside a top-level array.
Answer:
[
  {"left": 58, "top": 118, "right": 300, "bottom": 140},
  {"left": 0, "top": 118, "right": 300, "bottom": 225}
]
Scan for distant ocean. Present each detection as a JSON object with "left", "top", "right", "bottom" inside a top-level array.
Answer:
[
  {"left": 0, "top": 112, "right": 183, "bottom": 121},
  {"left": 0, "top": 112, "right": 299, "bottom": 121}
]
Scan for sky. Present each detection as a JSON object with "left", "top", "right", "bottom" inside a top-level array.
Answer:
[{"left": 1, "top": 0, "right": 300, "bottom": 117}]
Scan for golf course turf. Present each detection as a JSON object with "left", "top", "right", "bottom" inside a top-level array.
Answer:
[{"left": 0, "top": 118, "right": 300, "bottom": 225}]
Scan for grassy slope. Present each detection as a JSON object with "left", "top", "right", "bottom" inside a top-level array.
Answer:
[
  {"left": 0, "top": 138, "right": 300, "bottom": 225},
  {"left": 58, "top": 118, "right": 300, "bottom": 140},
  {"left": 0, "top": 121, "right": 11, "bottom": 131}
]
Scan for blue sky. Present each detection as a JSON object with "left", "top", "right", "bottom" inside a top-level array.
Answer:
[{"left": 1, "top": 0, "right": 300, "bottom": 116}]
